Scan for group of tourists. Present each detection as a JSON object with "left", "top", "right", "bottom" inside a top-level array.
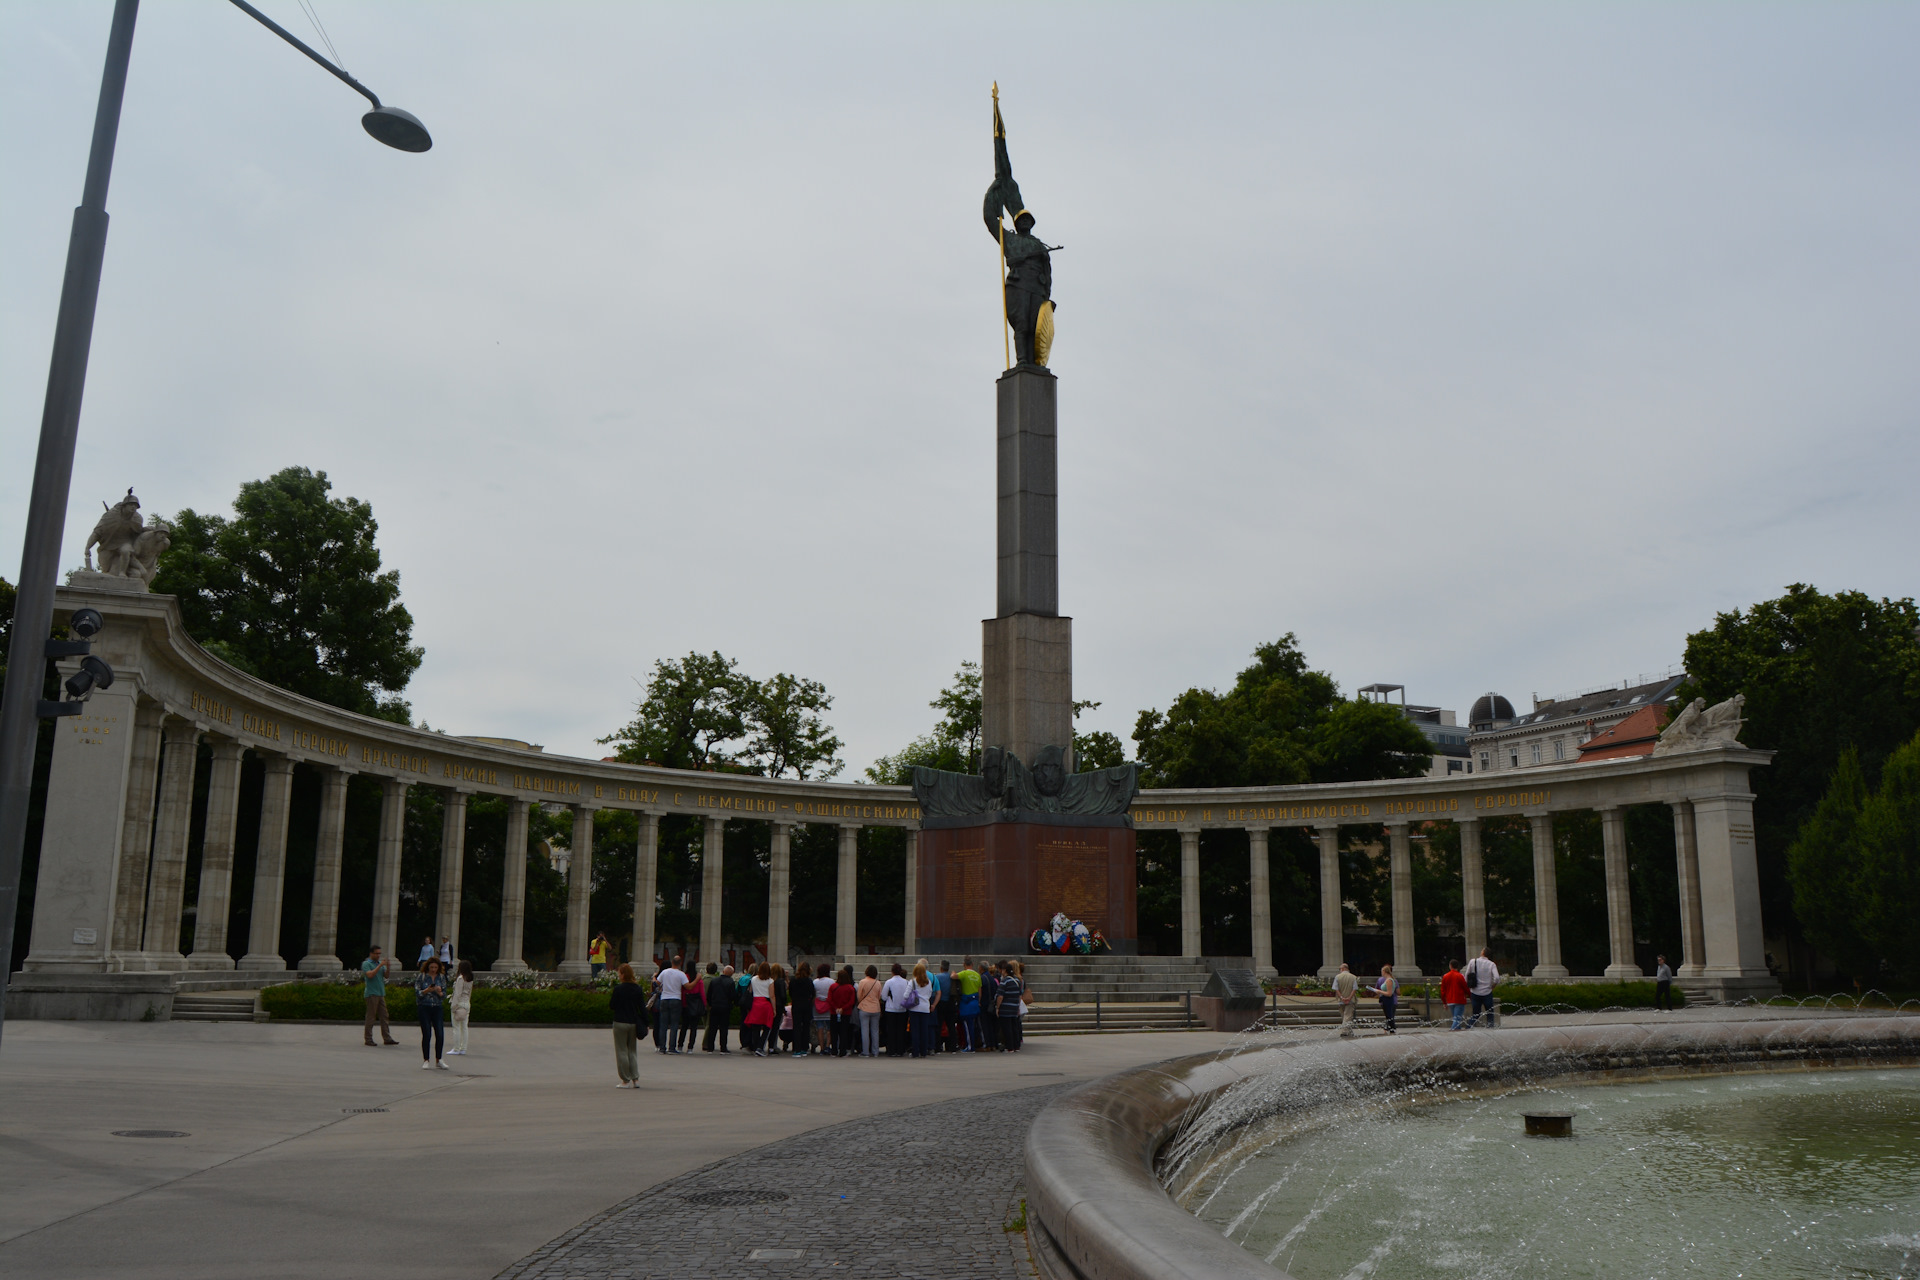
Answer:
[
  {"left": 1331, "top": 949, "right": 1503, "bottom": 1036},
  {"left": 360, "top": 943, "right": 473, "bottom": 1068},
  {"left": 608, "top": 956, "right": 1031, "bottom": 1087}
]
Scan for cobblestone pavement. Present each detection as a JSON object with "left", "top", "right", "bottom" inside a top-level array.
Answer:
[{"left": 496, "top": 1081, "right": 1067, "bottom": 1279}]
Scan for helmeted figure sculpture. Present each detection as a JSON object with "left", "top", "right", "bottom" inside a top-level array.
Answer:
[{"left": 985, "top": 86, "right": 1055, "bottom": 368}]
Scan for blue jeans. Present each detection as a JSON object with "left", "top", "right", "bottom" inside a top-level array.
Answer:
[
  {"left": 1468, "top": 991, "right": 1495, "bottom": 1028},
  {"left": 658, "top": 998, "right": 681, "bottom": 1049},
  {"left": 418, "top": 1003, "right": 444, "bottom": 1060},
  {"left": 1379, "top": 996, "right": 1397, "bottom": 1032},
  {"left": 1449, "top": 1003, "right": 1466, "bottom": 1030},
  {"left": 858, "top": 1009, "right": 881, "bottom": 1057}
]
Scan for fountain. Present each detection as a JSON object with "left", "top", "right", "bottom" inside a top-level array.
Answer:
[{"left": 1024, "top": 1010, "right": 1920, "bottom": 1280}]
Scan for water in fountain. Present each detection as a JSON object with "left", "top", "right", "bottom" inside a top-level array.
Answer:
[{"left": 1164, "top": 1045, "right": 1919, "bottom": 1279}]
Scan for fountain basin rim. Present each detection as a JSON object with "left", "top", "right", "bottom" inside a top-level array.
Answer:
[{"left": 1024, "top": 1015, "right": 1920, "bottom": 1280}]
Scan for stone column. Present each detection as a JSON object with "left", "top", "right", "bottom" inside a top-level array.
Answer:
[
  {"left": 697, "top": 814, "right": 724, "bottom": 967},
  {"left": 1690, "top": 786, "right": 1774, "bottom": 997},
  {"left": 1529, "top": 812, "right": 1569, "bottom": 979},
  {"left": 1387, "top": 822, "right": 1422, "bottom": 981},
  {"left": 1179, "top": 827, "right": 1202, "bottom": 958},
  {"left": 299, "top": 766, "right": 350, "bottom": 972},
  {"left": 1315, "top": 825, "right": 1342, "bottom": 979},
  {"left": 1458, "top": 818, "right": 1486, "bottom": 959},
  {"left": 140, "top": 720, "right": 201, "bottom": 969},
  {"left": 1246, "top": 826, "right": 1273, "bottom": 977},
  {"left": 369, "top": 777, "right": 407, "bottom": 965},
  {"left": 110, "top": 700, "right": 166, "bottom": 962},
  {"left": 435, "top": 790, "right": 469, "bottom": 963},
  {"left": 629, "top": 809, "right": 658, "bottom": 972},
  {"left": 767, "top": 819, "right": 792, "bottom": 967},
  {"left": 903, "top": 829, "right": 919, "bottom": 956},
  {"left": 185, "top": 739, "right": 245, "bottom": 969},
  {"left": 493, "top": 798, "right": 532, "bottom": 971},
  {"left": 1599, "top": 806, "right": 1642, "bottom": 979},
  {"left": 835, "top": 824, "right": 860, "bottom": 958},
  {"left": 1670, "top": 800, "right": 1705, "bottom": 979},
  {"left": 558, "top": 805, "right": 597, "bottom": 976},
  {"left": 239, "top": 755, "right": 296, "bottom": 970}
]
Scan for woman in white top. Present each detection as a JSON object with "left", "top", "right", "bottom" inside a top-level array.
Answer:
[
  {"left": 744, "top": 964, "right": 776, "bottom": 1057},
  {"left": 908, "top": 961, "right": 937, "bottom": 1059},
  {"left": 880, "top": 963, "right": 914, "bottom": 1058},
  {"left": 448, "top": 960, "right": 474, "bottom": 1055},
  {"left": 812, "top": 968, "right": 835, "bottom": 1054}
]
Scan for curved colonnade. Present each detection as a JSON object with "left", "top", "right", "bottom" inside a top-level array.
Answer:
[{"left": 23, "top": 586, "right": 1775, "bottom": 1002}]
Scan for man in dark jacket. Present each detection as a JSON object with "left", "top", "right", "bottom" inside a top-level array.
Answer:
[{"left": 702, "top": 963, "right": 735, "bottom": 1053}]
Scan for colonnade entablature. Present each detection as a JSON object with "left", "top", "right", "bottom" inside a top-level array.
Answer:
[{"left": 22, "top": 586, "right": 1777, "bottom": 1006}]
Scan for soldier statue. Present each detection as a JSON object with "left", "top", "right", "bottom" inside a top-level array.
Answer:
[{"left": 984, "top": 86, "right": 1056, "bottom": 368}]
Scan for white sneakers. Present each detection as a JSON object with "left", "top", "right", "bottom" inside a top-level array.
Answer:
[
  {"left": 421, "top": 1060, "right": 433, "bottom": 1069},
  {"left": 435, "top": 1060, "right": 450, "bottom": 1070}
]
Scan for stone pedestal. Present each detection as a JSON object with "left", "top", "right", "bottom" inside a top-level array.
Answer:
[
  {"left": 981, "top": 613, "right": 1072, "bottom": 769},
  {"left": 917, "top": 817, "right": 1136, "bottom": 954}
]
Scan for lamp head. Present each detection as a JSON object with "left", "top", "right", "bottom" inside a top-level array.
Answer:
[
  {"left": 362, "top": 106, "right": 432, "bottom": 153},
  {"left": 69, "top": 607, "right": 105, "bottom": 638},
  {"left": 64, "top": 655, "right": 115, "bottom": 701}
]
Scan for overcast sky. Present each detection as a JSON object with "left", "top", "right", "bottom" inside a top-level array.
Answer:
[{"left": 4, "top": 2, "right": 1916, "bottom": 775}]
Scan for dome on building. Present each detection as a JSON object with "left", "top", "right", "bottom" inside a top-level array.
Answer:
[{"left": 1469, "top": 693, "right": 1515, "bottom": 726}]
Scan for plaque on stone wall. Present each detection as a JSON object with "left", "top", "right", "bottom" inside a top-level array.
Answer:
[
  {"left": 1036, "top": 840, "right": 1109, "bottom": 929},
  {"left": 948, "top": 846, "right": 991, "bottom": 935}
]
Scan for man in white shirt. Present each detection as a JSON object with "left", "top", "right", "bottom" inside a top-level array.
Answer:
[
  {"left": 1333, "top": 963, "right": 1359, "bottom": 1038},
  {"left": 880, "top": 963, "right": 914, "bottom": 1058},
  {"left": 656, "top": 958, "right": 688, "bottom": 1055},
  {"left": 1464, "top": 948, "right": 1499, "bottom": 1028}
]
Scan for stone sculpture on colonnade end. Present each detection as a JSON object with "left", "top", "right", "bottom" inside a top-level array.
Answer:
[
  {"left": 76, "top": 488, "right": 170, "bottom": 589},
  {"left": 1652, "top": 694, "right": 1747, "bottom": 756},
  {"left": 911, "top": 745, "right": 1139, "bottom": 819}
]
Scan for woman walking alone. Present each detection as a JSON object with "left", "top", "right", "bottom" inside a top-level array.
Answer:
[
  {"left": 855, "top": 964, "right": 884, "bottom": 1058},
  {"left": 447, "top": 960, "right": 474, "bottom": 1056},
  {"left": 416, "top": 958, "right": 449, "bottom": 1069},
  {"left": 789, "top": 962, "right": 815, "bottom": 1058},
  {"left": 609, "top": 963, "right": 646, "bottom": 1087}
]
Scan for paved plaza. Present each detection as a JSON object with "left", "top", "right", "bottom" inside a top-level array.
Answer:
[{"left": 0, "top": 1019, "right": 1241, "bottom": 1279}]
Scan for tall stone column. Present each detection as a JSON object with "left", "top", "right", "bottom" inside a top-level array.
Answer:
[
  {"left": 1179, "top": 827, "right": 1202, "bottom": 958},
  {"left": 1315, "top": 825, "right": 1342, "bottom": 979},
  {"left": 140, "top": 720, "right": 201, "bottom": 969},
  {"left": 1387, "top": 822, "right": 1422, "bottom": 981},
  {"left": 186, "top": 739, "right": 245, "bottom": 969},
  {"left": 1670, "top": 800, "right": 1705, "bottom": 978},
  {"left": 435, "top": 790, "right": 469, "bottom": 962},
  {"left": 1529, "top": 813, "right": 1569, "bottom": 979},
  {"left": 299, "top": 766, "right": 350, "bottom": 971},
  {"left": 903, "top": 829, "right": 919, "bottom": 956},
  {"left": 110, "top": 700, "right": 166, "bottom": 963},
  {"left": 630, "top": 810, "right": 658, "bottom": 972},
  {"left": 1246, "top": 827, "right": 1273, "bottom": 977},
  {"left": 1599, "top": 806, "right": 1642, "bottom": 979},
  {"left": 1458, "top": 818, "right": 1486, "bottom": 959},
  {"left": 558, "top": 805, "right": 597, "bottom": 976},
  {"left": 493, "top": 798, "right": 532, "bottom": 971},
  {"left": 767, "top": 819, "right": 792, "bottom": 967},
  {"left": 697, "top": 814, "right": 724, "bottom": 967},
  {"left": 239, "top": 756, "right": 296, "bottom": 970},
  {"left": 835, "top": 824, "right": 860, "bottom": 958},
  {"left": 369, "top": 777, "right": 408, "bottom": 965},
  {"left": 1690, "top": 786, "right": 1774, "bottom": 997}
]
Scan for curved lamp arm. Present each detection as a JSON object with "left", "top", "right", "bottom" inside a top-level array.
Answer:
[{"left": 226, "top": 0, "right": 384, "bottom": 109}]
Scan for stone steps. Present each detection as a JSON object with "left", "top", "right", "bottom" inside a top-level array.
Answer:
[
  {"left": 170, "top": 994, "right": 263, "bottom": 1023},
  {"left": 1024, "top": 1002, "right": 1203, "bottom": 1035}
]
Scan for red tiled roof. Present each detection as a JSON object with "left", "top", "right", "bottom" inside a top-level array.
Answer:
[{"left": 1576, "top": 703, "right": 1670, "bottom": 761}]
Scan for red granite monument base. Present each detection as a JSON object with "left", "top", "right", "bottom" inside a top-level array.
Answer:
[{"left": 916, "top": 821, "right": 1137, "bottom": 954}]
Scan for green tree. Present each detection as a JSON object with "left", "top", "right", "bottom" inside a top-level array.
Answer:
[
  {"left": 931, "top": 661, "right": 982, "bottom": 772},
  {"left": 150, "top": 467, "right": 422, "bottom": 721},
  {"left": 1786, "top": 748, "right": 1875, "bottom": 982},
  {"left": 1677, "top": 585, "right": 1920, "bottom": 979},
  {"left": 601, "top": 652, "right": 751, "bottom": 770},
  {"left": 1857, "top": 731, "right": 1920, "bottom": 984},
  {"left": 743, "top": 673, "right": 844, "bottom": 779}
]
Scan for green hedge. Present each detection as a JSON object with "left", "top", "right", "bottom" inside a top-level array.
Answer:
[{"left": 262, "top": 983, "right": 615, "bottom": 1023}]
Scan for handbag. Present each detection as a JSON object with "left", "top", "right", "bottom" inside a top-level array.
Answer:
[{"left": 903, "top": 985, "right": 920, "bottom": 1011}]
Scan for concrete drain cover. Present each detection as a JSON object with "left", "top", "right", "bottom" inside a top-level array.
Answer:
[
  {"left": 749, "top": 1249, "right": 804, "bottom": 1261},
  {"left": 344, "top": 1107, "right": 389, "bottom": 1114},
  {"left": 682, "top": 1189, "right": 789, "bottom": 1206},
  {"left": 112, "top": 1130, "right": 188, "bottom": 1138}
]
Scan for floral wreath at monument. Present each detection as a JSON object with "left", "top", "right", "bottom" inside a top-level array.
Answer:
[{"left": 1031, "top": 911, "right": 1111, "bottom": 955}]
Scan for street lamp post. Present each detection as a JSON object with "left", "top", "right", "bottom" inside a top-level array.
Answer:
[{"left": 0, "top": 0, "right": 430, "bottom": 1050}]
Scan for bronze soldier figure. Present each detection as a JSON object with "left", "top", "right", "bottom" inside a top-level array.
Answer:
[{"left": 985, "top": 88, "right": 1055, "bottom": 367}]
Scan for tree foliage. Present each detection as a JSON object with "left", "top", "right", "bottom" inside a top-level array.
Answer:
[
  {"left": 1131, "top": 636, "right": 1435, "bottom": 788},
  {"left": 601, "top": 651, "right": 842, "bottom": 779},
  {"left": 150, "top": 467, "right": 422, "bottom": 721},
  {"left": 1676, "top": 584, "right": 1920, "bottom": 974},
  {"left": 1788, "top": 733, "right": 1920, "bottom": 984},
  {"left": 1787, "top": 748, "right": 1876, "bottom": 982}
]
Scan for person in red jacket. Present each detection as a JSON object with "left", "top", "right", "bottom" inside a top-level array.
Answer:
[{"left": 1440, "top": 958, "right": 1471, "bottom": 1030}]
